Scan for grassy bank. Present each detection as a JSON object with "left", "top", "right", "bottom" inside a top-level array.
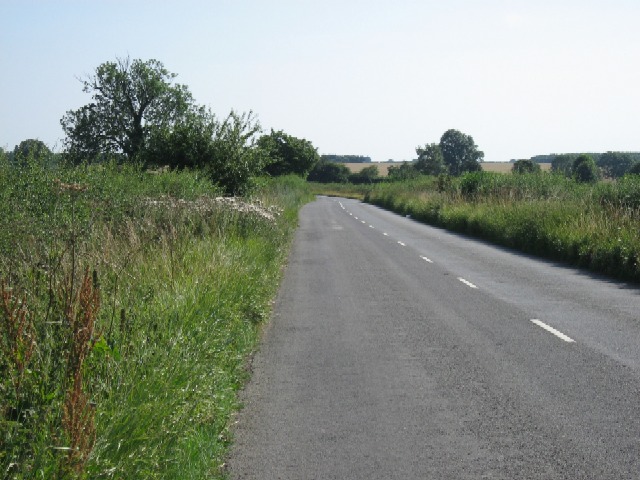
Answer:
[
  {"left": 308, "top": 182, "right": 371, "bottom": 200},
  {"left": 1, "top": 157, "right": 312, "bottom": 478},
  {"left": 363, "top": 173, "right": 640, "bottom": 282}
]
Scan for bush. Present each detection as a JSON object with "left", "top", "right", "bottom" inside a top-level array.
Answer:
[{"left": 573, "top": 154, "right": 600, "bottom": 183}]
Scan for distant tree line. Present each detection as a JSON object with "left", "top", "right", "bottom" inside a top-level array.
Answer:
[
  {"left": 321, "top": 154, "right": 372, "bottom": 163},
  {"left": 513, "top": 152, "right": 640, "bottom": 179},
  {"left": 549, "top": 152, "right": 640, "bottom": 180}
]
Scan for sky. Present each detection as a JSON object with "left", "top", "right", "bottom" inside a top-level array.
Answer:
[{"left": 1, "top": 0, "right": 639, "bottom": 162}]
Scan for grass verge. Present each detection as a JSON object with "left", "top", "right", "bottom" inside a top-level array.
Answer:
[
  {"left": 1, "top": 156, "right": 312, "bottom": 479},
  {"left": 364, "top": 173, "right": 640, "bottom": 283}
]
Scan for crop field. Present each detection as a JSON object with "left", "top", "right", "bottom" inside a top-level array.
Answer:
[
  {"left": 482, "top": 162, "right": 552, "bottom": 173},
  {"left": 343, "top": 162, "right": 404, "bottom": 176},
  {"left": 343, "top": 162, "right": 551, "bottom": 176}
]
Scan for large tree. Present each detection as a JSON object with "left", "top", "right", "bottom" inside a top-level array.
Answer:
[
  {"left": 257, "top": 130, "right": 320, "bottom": 178},
  {"left": 61, "top": 57, "right": 194, "bottom": 163},
  {"left": 414, "top": 143, "right": 445, "bottom": 175},
  {"left": 439, "top": 129, "right": 484, "bottom": 176}
]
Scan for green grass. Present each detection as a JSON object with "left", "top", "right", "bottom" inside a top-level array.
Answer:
[
  {"left": 0, "top": 153, "right": 311, "bottom": 479},
  {"left": 364, "top": 173, "right": 640, "bottom": 282},
  {"left": 308, "top": 181, "right": 371, "bottom": 200}
]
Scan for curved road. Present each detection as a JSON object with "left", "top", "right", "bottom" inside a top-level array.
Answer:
[{"left": 228, "top": 196, "right": 640, "bottom": 479}]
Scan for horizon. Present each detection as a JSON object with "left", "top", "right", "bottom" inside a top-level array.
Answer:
[{"left": 2, "top": 1, "right": 639, "bottom": 163}]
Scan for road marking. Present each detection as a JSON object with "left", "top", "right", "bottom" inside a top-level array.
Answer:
[
  {"left": 420, "top": 256, "right": 433, "bottom": 263},
  {"left": 369, "top": 225, "right": 374, "bottom": 228},
  {"left": 531, "top": 320, "right": 575, "bottom": 343},
  {"left": 398, "top": 241, "right": 406, "bottom": 246},
  {"left": 361, "top": 220, "right": 366, "bottom": 224},
  {"left": 349, "top": 213, "right": 353, "bottom": 216},
  {"left": 458, "top": 278, "right": 478, "bottom": 289},
  {"left": 383, "top": 233, "right": 389, "bottom": 236}
]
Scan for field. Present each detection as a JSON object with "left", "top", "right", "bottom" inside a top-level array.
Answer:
[
  {"left": 482, "top": 162, "right": 552, "bottom": 173},
  {"left": 343, "top": 162, "right": 551, "bottom": 176}
]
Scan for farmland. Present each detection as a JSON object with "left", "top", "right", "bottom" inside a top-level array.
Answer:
[{"left": 342, "top": 162, "right": 551, "bottom": 176}]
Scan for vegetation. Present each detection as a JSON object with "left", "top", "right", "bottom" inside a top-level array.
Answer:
[
  {"left": 308, "top": 181, "right": 371, "bottom": 200},
  {"left": 321, "top": 154, "right": 371, "bottom": 163},
  {"left": 0, "top": 151, "right": 312, "bottom": 478},
  {"left": 2, "top": 55, "right": 318, "bottom": 479},
  {"left": 415, "top": 143, "right": 445, "bottom": 176},
  {"left": 257, "top": 129, "right": 320, "bottom": 178},
  {"left": 363, "top": 172, "right": 640, "bottom": 282},
  {"left": 572, "top": 154, "right": 600, "bottom": 183},
  {"left": 512, "top": 159, "right": 541, "bottom": 174},
  {"left": 60, "top": 57, "right": 271, "bottom": 196},
  {"left": 439, "top": 129, "right": 484, "bottom": 175},
  {"left": 308, "top": 160, "right": 351, "bottom": 183},
  {"left": 60, "top": 57, "right": 195, "bottom": 164},
  {"left": 348, "top": 164, "right": 380, "bottom": 184}
]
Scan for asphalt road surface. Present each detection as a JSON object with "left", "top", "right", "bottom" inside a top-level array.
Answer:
[{"left": 228, "top": 196, "right": 640, "bottom": 479}]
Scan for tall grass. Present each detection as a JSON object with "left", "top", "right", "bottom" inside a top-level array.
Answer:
[
  {"left": 1, "top": 151, "right": 311, "bottom": 479},
  {"left": 365, "top": 172, "right": 640, "bottom": 282}
]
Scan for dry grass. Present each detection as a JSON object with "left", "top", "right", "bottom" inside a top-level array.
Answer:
[
  {"left": 480, "top": 162, "right": 552, "bottom": 173},
  {"left": 343, "top": 162, "right": 408, "bottom": 177},
  {"left": 342, "top": 162, "right": 551, "bottom": 176}
]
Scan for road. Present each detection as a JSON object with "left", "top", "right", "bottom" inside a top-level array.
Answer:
[{"left": 228, "top": 196, "right": 640, "bottom": 479}]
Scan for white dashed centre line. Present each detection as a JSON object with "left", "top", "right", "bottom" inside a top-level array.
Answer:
[
  {"left": 398, "top": 241, "right": 406, "bottom": 246},
  {"left": 420, "top": 256, "right": 433, "bottom": 263},
  {"left": 458, "top": 278, "right": 478, "bottom": 289},
  {"left": 531, "top": 319, "right": 575, "bottom": 343},
  {"left": 361, "top": 220, "right": 366, "bottom": 224},
  {"left": 369, "top": 225, "right": 374, "bottom": 228},
  {"left": 383, "top": 233, "right": 389, "bottom": 236}
]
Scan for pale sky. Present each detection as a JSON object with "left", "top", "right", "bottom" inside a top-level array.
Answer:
[{"left": 2, "top": 0, "right": 639, "bottom": 162}]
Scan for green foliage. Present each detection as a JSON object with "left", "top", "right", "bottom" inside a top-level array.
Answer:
[
  {"left": 146, "top": 109, "right": 265, "bottom": 195},
  {"left": 415, "top": 143, "right": 445, "bottom": 175},
  {"left": 572, "top": 154, "right": 600, "bottom": 183},
  {"left": 364, "top": 172, "right": 640, "bottom": 282},
  {"left": 0, "top": 161, "right": 311, "bottom": 478},
  {"left": 439, "top": 129, "right": 484, "bottom": 176},
  {"left": 512, "top": 159, "right": 541, "bottom": 174},
  {"left": 551, "top": 154, "right": 578, "bottom": 176},
  {"left": 320, "top": 154, "right": 371, "bottom": 163},
  {"left": 308, "top": 160, "right": 351, "bottom": 183},
  {"left": 387, "top": 162, "right": 420, "bottom": 181},
  {"left": 628, "top": 162, "right": 640, "bottom": 175},
  {"left": 598, "top": 151, "right": 634, "bottom": 178},
  {"left": 61, "top": 57, "right": 195, "bottom": 163},
  {"left": 348, "top": 164, "right": 380, "bottom": 184},
  {"left": 258, "top": 129, "right": 320, "bottom": 178},
  {"left": 12, "top": 138, "right": 52, "bottom": 166}
]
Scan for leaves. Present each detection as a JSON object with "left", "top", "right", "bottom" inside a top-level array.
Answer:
[
  {"left": 439, "top": 129, "right": 484, "bottom": 176},
  {"left": 61, "top": 57, "right": 195, "bottom": 163}
]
